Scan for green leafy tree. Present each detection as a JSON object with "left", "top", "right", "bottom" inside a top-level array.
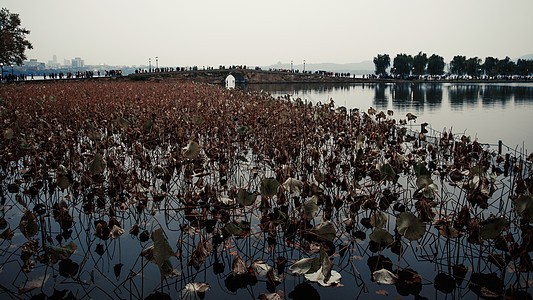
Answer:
[
  {"left": 1, "top": 8, "right": 33, "bottom": 66},
  {"left": 412, "top": 52, "right": 428, "bottom": 76},
  {"left": 373, "top": 54, "right": 390, "bottom": 76},
  {"left": 465, "top": 57, "right": 482, "bottom": 77},
  {"left": 391, "top": 53, "right": 413, "bottom": 77},
  {"left": 482, "top": 57, "right": 499, "bottom": 77},
  {"left": 426, "top": 54, "right": 445, "bottom": 76},
  {"left": 450, "top": 55, "right": 466, "bottom": 75}
]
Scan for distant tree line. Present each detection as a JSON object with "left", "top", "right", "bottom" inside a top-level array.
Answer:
[{"left": 373, "top": 52, "right": 533, "bottom": 78}]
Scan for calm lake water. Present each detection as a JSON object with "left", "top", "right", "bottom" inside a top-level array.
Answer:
[{"left": 250, "top": 82, "right": 533, "bottom": 153}]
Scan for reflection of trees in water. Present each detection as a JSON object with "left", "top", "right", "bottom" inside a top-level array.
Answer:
[
  {"left": 392, "top": 83, "right": 411, "bottom": 102},
  {"left": 481, "top": 86, "right": 513, "bottom": 107},
  {"left": 448, "top": 85, "right": 480, "bottom": 108},
  {"left": 425, "top": 84, "right": 443, "bottom": 110},
  {"left": 373, "top": 84, "right": 388, "bottom": 110},
  {"left": 513, "top": 86, "right": 533, "bottom": 103},
  {"left": 412, "top": 84, "right": 425, "bottom": 103}
]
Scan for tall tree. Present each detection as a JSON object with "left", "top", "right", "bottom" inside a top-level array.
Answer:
[
  {"left": 412, "top": 52, "right": 428, "bottom": 76},
  {"left": 516, "top": 59, "right": 533, "bottom": 76},
  {"left": 465, "top": 57, "right": 482, "bottom": 77},
  {"left": 496, "top": 56, "right": 515, "bottom": 76},
  {"left": 391, "top": 53, "right": 413, "bottom": 77},
  {"left": 482, "top": 57, "right": 499, "bottom": 77},
  {"left": 373, "top": 54, "right": 390, "bottom": 76},
  {"left": 450, "top": 56, "right": 466, "bottom": 75},
  {"left": 0, "top": 8, "right": 33, "bottom": 66},
  {"left": 427, "top": 54, "right": 445, "bottom": 75}
]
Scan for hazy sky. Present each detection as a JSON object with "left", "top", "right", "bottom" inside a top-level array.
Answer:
[{"left": 4, "top": 0, "right": 533, "bottom": 67}]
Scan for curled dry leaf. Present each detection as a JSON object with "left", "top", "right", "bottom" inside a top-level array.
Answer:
[
  {"left": 304, "top": 268, "right": 342, "bottom": 287},
  {"left": 283, "top": 178, "right": 304, "bottom": 194},
  {"left": 232, "top": 254, "right": 247, "bottom": 275},
  {"left": 303, "top": 195, "right": 318, "bottom": 220},
  {"left": 372, "top": 268, "right": 398, "bottom": 285},
  {"left": 252, "top": 261, "right": 271, "bottom": 277},
  {"left": 181, "top": 282, "right": 210, "bottom": 299},
  {"left": 182, "top": 140, "right": 201, "bottom": 159}
]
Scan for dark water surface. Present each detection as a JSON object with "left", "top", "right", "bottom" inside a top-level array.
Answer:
[{"left": 1, "top": 82, "right": 532, "bottom": 300}]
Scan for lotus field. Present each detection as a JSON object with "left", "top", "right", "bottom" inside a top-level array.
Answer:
[{"left": 0, "top": 80, "right": 532, "bottom": 299}]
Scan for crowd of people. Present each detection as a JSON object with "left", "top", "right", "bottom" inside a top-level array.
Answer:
[{"left": 0, "top": 70, "right": 122, "bottom": 82}]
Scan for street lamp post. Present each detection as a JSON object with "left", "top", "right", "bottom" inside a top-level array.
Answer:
[
  {"left": 11, "top": 64, "right": 14, "bottom": 76},
  {"left": 149, "top": 58, "right": 151, "bottom": 72},
  {"left": 303, "top": 60, "right": 306, "bottom": 72},
  {"left": 291, "top": 61, "right": 293, "bottom": 72},
  {"left": 156, "top": 57, "right": 158, "bottom": 71}
]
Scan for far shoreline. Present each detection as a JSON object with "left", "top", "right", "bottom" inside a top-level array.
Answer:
[{"left": 3, "top": 68, "right": 533, "bottom": 85}]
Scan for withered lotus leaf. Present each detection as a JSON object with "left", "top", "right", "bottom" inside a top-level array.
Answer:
[
  {"left": 314, "top": 220, "right": 336, "bottom": 242},
  {"left": 260, "top": 178, "right": 279, "bottom": 197},
  {"left": 304, "top": 267, "right": 342, "bottom": 287},
  {"left": 236, "top": 189, "right": 257, "bottom": 206},
  {"left": 89, "top": 153, "right": 106, "bottom": 175},
  {"left": 303, "top": 195, "right": 319, "bottom": 220},
  {"left": 19, "top": 210, "right": 39, "bottom": 239},
  {"left": 396, "top": 212, "right": 426, "bottom": 241},
  {"left": 188, "top": 240, "right": 213, "bottom": 270},
  {"left": 320, "top": 248, "right": 333, "bottom": 282},
  {"left": 182, "top": 140, "right": 201, "bottom": 159},
  {"left": 117, "top": 117, "right": 130, "bottom": 129},
  {"left": 3, "top": 128, "right": 14, "bottom": 139},
  {"left": 380, "top": 164, "right": 396, "bottom": 182},
  {"left": 232, "top": 254, "right": 247, "bottom": 275},
  {"left": 151, "top": 228, "right": 177, "bottom": 278},
  {"left": 479, "top": 216, "right": 509, "bottom": 240},
  {"left": 56, "top": 175, "right": 70, "bottom": 190},
  {"left": 372, "top": 268, "right": 398, "bottom": 284},
  {"left": 515, "top": 194, "right": 533, "bottom": 220},
  {"left": 181, "top": 283, "right": 210, "bottom": 299},
  {"left": 0, "top": 228, "right": 15, "bottom": 240},
  {"left": 251, "top": 261, "right": 271, "bottom": 277},
  {"left": 283, "top": 178, "right": 304, "bottom": 194},
  {"left": 369, "top": 228, "right": 394, "bottom": 246},
  {"left": 370, "top": 212, "right": 387, "bottom": 228},
  {"left": 289, "top": 257, "right": 321, "bottom": 275},
  {"left": 47, "top": 241, "right": 77, "bottom": 264}
]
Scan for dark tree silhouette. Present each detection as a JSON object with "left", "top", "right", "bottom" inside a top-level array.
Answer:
[
  {"left": 0, "top": 8, "right": 33, "bottom": 66},
  {"left": 391, "top": 53, "right": 413, "bottom": 77},
  {"left": 482, "top": 57, "right": 498, "bottom": 77},
  {"left": 427, "top": 54, "right": 445, "bottom": 76},
  {"left": 373, "top": 54, "right": 390, "bottom": 76},
  {"left": 465, "top": 57, "right": 482, "bottom": 77},
  {"left": 450, "top": 56, "right": 466, "bottom": 75},
  {"left": 412, "top": 52, "right": 428, "bottom": 76}
]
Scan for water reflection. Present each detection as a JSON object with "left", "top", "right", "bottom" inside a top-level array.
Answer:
[
  {"left": 425, "top": 84, "right": 443, "bottom": 108},
  {"left": 252, "top": 82, "right": 533, "bottom": 151},
  {"left": 251, "top": 82, "right": 533, "bottom": 116},
  {"left": 448, "top": 85, "right": 480, "bottom": 109},
  {"left": 373, "top": 84, "right": 388, "bottom": 110}
]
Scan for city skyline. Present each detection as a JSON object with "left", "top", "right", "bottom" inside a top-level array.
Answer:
[{"left": 4, "top": 0, "right": 533, "bottom": 67}]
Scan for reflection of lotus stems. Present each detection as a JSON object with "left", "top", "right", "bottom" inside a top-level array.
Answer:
[{"left": 0, "top": 81, "right": 530, "bottom": 299}]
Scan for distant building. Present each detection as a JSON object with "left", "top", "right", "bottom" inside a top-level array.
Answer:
[
  {"left": 23, "top": 59, "right": 46, "bottom": 71},
  {"left": 72, "top": 57, "right": 84, "bottom": 68},
  {"left": 47, "top": 55, "right": 61, "bottom": 69},
  {"left": 225, "top": 72, "right": 247, "bottom": 89}
]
